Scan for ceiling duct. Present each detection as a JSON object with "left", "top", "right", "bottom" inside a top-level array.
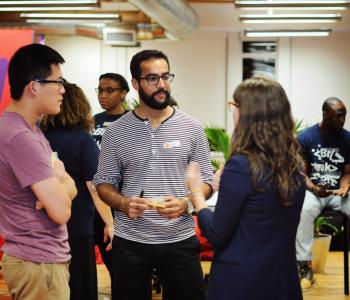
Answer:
[{"left": 127, "top": 0, "right": 198, "bottom": 40}]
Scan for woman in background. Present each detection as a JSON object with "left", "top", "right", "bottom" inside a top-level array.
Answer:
[
  {"left": 41, "top": 82, "right": 113, "bottom": 300},
  {"left": 187, "top": 77, "right": 306, "bottom": 300}
]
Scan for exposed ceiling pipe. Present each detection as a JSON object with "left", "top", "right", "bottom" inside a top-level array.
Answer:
[{"left": 127, "top": 0, "right": 198, "bottom": 40}]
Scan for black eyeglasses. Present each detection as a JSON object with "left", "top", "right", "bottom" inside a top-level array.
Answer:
[
  {"left": 35, "top": 79, "right": 64, "bottom": 88},
  {"left": 138, "top": 73, "right": 175, "bottom": 86},
  {"left": 95, "top": 87, "right": 123, "bottom": 95}
]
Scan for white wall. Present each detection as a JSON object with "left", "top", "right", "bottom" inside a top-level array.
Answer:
[
  {"left": 46, "top": 31, "right": 228, "bottom": 128},
  {"left": 46, "top": 31, "right": 350, "bottom": 132},
  {"left": 288, "top": 34, "right": 350, "bottom": 130}
]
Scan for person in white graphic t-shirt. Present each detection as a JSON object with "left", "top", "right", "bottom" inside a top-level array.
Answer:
[{"left": 296, "top": 97, "right": 350, "bottom": 290}]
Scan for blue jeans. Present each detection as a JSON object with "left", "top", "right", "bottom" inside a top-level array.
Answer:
[
  {"left": 296, "top": 190, "right": 350, "bottom": 261},
  {"left": 111, "top": 236, "right": 205, "bottom": 300}
]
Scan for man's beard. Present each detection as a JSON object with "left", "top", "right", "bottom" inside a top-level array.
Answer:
[{"left": 139, "top": 86, "right": 170, "bottom": 110}]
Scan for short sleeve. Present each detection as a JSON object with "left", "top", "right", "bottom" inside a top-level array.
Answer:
[
  {"left": 93, "top": 124, "right": 122, "bottom": 187},
  {"left": 190, "top": 123, "right": 214, "bottom": 185},
  {"left": 297, "top": 130, "right": 309, "bottom": 161},
  {"left": 6, "top": 131, "right": 54, "bottom": 188}
]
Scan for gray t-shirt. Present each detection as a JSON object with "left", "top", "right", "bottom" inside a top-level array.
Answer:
[{"left": 0, "top": 112, "right": 70, "bottom": 263}]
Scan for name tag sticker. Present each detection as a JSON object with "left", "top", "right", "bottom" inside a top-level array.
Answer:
[{"left": 163, "top": 140, "right": 181, "bottom": 149}]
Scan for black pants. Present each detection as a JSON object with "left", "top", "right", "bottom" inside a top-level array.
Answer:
[
  {"left": 68, "top": 236, "right": 98, "bottom": 300},
  {"left": 94, "top": 210, "right": 113, "bottom": 275},
  {"left": 112, "top": 236, "right": 205, "bottom": 300}
]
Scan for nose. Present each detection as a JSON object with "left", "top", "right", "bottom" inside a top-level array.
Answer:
[
  {"left": 99, "top": 90, "right": 110, "bottom": 98},
  {"left": 60, "top": 85, "right": 65, "bottom": 94},
  {"left": 156, "top": 77, "right": 166, "bottom": 88}
]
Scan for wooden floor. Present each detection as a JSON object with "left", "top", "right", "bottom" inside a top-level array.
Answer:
[{"left": 1, "top": 252, "right": 349, "bottom": 300}]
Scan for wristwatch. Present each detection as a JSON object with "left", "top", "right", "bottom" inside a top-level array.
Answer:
[{"left": 183, "top": 197, "right": 194, "bottom": 214}]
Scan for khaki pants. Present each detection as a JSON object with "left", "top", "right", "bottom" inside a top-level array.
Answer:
[{"left": 2, "top": 254, "right": 70, "bottom": 300}]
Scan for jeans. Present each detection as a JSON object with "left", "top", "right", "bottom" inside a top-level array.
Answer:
[
  {"left": 111, "top": 236, "right": 205, "bottom": 300},
  {"left": 296, "top": 190, "right": 350, "bottom": 261}
]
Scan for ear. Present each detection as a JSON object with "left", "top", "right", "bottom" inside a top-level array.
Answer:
[
  {"left": 121, "top": 90, "right": 127, "bottom": 100},
  {"left": 131, "top": 78, "right": 139, "bottom": 91},
  {"left": 28, "top": 80, "right": 38, "bottom": 94}
]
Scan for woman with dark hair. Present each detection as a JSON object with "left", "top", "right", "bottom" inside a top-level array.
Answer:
[
  {"left": 41, "top": 82, "right": 113, "bottom": 300},
  {"left": 187, "top": 77, "right": 306, "bottom": 300}
]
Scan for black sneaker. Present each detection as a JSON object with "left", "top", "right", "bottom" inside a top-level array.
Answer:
[{"left": 298, "top": 261, "right": 315, "bottom": 290}]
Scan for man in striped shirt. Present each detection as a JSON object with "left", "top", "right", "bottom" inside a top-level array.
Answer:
[{"left": 93, "top": 49, "right": 213, "bottom": 300}]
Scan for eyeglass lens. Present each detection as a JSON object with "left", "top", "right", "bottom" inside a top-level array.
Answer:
[
  {"left": 96, "top": 87, "right": 121, "bottom": 95},
  {"left": 143, "top": 74, "right": 174, "bottom": 85}
]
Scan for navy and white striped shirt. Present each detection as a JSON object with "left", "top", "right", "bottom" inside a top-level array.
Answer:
[{"left": 93, "top": 108, "right": 213, "bottom": 244}]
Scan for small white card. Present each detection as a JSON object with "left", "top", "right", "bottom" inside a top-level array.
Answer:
[{"left": 163, "top": 140, "right": 181, "bottom": 149}]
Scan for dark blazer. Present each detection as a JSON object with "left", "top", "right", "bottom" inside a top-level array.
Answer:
[{"left": 198, "top": 155, "right": 305, "bottom": 300}]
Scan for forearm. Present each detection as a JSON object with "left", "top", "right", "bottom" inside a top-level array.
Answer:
[
  {"left": 340, "top": 174, "right": 350, "bottom": 190},
  {"left": 96, "top": 183, "right": 127, "bottom": 211},
  {"left": 202, "top": 182, "right": 214, "bottom": 200},
  {"left": 304, "top": 175, "right": 315, "bottom": 191},
  {"left": 189, "top": 187, "right": 208, "bottom": 213},
  {"left": 31, "top": 177, "right": 72, "bottom": 225},
  {"left": 87, "top": 182, "right": 113, "bottom": 228},
  {"left": 61, "top": 172, "right": 77, "bottom": 200}
]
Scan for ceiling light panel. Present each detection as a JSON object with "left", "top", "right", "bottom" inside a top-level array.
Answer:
[
  {"left": 21, "top": 13, "right": 120, "bottom": 20},
  {"left": 25, "top": 19, "right": 109, "bottom": 25},
  {"left": 235, "top": 0, "right": 350, "bottom": 9},
  {"left": 0, "top": 0, "right": 97, "bottom": 5},
  {"left": 0, "top": 6, "right": 96, "bottom": 11},
  {"left": 245, "top": 29, "right": 331, "bottom": 36},
  {"left": 240, "top": 13, "right": 341, "bottom": 23}
]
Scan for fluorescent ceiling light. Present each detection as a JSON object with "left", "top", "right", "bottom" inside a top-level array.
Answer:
[
  {"left": 241, "top": 13, "right": 340, "bottom": 17},
  {"left": 0, "top": 6, "right": 96, "bottom": 11},
  {"left": 240, "top": 13, "right": 341, "bottom": 23},
  {"left": 0, "top": 0, "right": 97, "bottom": 4},
  {"left": 245, "top": 29, "right": 331, "bottom": 37},
  {"left": 21, "top": 13, "right": 120, "bottom": 20},
  {"left": 235, "top": 0, "right": 350, "bottom": 9},
  {"left": 238, "top": 6, "right": 347, "bottom": 10},
  {"left": 25, "top": 19, "right": 108, "bottom": 26},
  {"left": 242, "top": 19, "right": 338, "bottom": 22},
  {"left": 236, "top": 0, "right": 350, "bottom": 4}
]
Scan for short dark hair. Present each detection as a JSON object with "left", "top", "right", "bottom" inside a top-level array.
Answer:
[
  {"left": 99, "top": 73, "right": 129, "bottom": 92},
  {"left": 130, "top": 49, "right": 170, "bottom": 79},
  {"left": 322, "top": 97, "right": 343, "bottom": 113},
  {"left": 8, "top": 43, "right": 65, "bottom": 100}
]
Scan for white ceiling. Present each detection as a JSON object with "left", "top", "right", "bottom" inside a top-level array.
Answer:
[
  {"left": 0, "top": 1, "right": 349, "bottom": 37},
  {"left": 190, "top": 2, "right": 350, "bottom": 33}
]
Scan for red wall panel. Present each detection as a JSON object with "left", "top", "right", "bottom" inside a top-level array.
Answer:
[{"left": 0, "top": 29, "right": 34, "bottom": 114}]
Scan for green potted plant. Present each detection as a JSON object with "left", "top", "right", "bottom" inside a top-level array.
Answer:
[
  {"left": 312, "top": 215, "right": 339, "bottom": 273},
  {"left": 204, "top": 125, "right": 230, "bottom": 171}
]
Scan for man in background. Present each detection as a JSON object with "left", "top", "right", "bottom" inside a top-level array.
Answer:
[
  {"left": 91, "top": 73, "right": 130, "bottom": 287},
  {"left": 92, "top": 73, "right": 130, "bottom": 147},
  {"left": 296, "top": 97, "right": 350, "bottom": 289},
  {"left": 0, "top": 44, "right": 76, "bottom": 299}
]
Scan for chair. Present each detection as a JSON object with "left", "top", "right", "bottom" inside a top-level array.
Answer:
[{"left": 318, "top": 209, "right": 349, "bottom": 295}]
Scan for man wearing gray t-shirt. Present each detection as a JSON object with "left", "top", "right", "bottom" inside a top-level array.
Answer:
[{"left": 0, "top": 44, "right": 77, "bottom": 300}]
